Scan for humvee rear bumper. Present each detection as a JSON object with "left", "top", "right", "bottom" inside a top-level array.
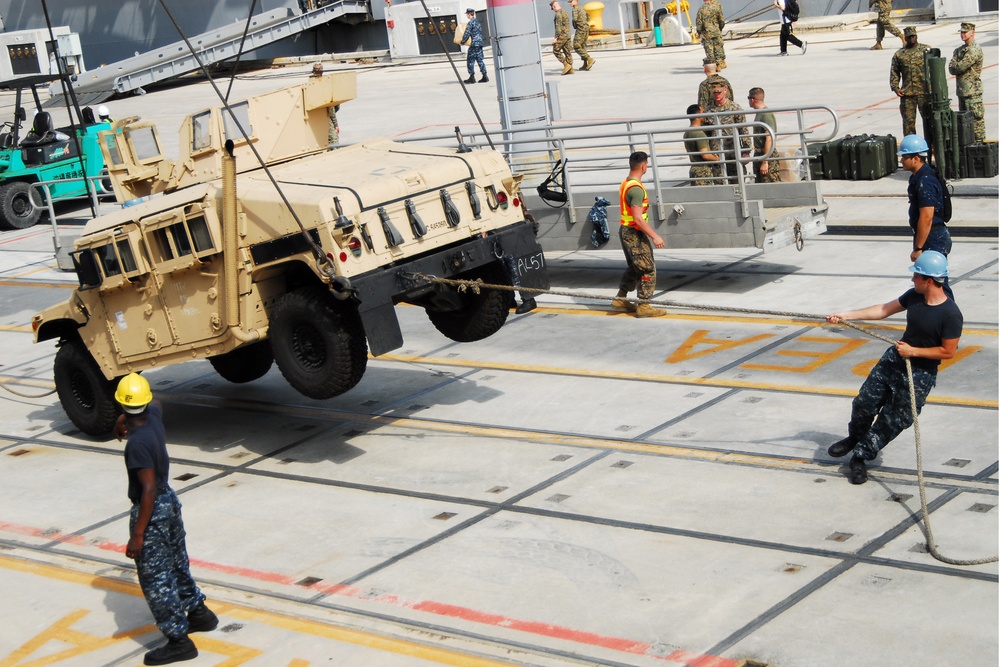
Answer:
[{"left": 348, "top": 221, "right": 547, "bottom": 356}]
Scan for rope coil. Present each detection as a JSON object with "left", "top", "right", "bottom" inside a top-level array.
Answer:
[{"left": 414, "top": 272, "right": 997, "bottom": 566}]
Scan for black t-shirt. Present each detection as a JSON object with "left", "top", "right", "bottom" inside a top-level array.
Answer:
[
  {"left": 124, "top": 402, "right": 169, "bottom": 503},
  {"left": 899, "top": 288, "right": 963, "bottom": 370},
  {"left": 907, "top": 164, "right": 945, "bottom": 231}
]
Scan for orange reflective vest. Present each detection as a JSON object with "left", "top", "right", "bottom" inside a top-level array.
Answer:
[{"left": 619, "top": 177, "right": 648, "bottom": 228}]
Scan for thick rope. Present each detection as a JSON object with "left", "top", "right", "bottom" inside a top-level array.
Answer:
[
  {"left": 414, "top": 273, "right": 998, "bottom": 566},
  {"left": 0, "top": 380, "right": 57, "bottom": 399}
]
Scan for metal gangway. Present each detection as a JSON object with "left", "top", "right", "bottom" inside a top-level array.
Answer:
[
  {"left": 48, "top": 0, "right": 369, "bottom": 107},
  {"left": 402, "top": 104, "right": 840, "bottom": 252}
]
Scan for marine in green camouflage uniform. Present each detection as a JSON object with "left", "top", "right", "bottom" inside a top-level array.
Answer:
[
  {"left": 748, "top": 87, "right": 781, "bottom": 183},
  {"left": 890, "top": 27, "right": 931, "bottom": 137},
  {"left": 697, "top": 61, "right": 733, "bottom": 111},
  {"left": 706, "top": 85, "right": 751, "bottom": 184},
  {"left": 868, "top": 0, "right": 902, "bottom": 49},
  {"left": 551, "top": 0, "right": 574, "bottom": 74},
  {"left": 695, "top": 0, "right": 726, "bottom": 67},
  {"left": 949, "top": 23, "right": 985, "bottom": 142},
  {"left": 684, "top": 105, "right": 720, "bottom": 186},
  {"left": 569, "top": 0, "right": 595, "bottom": 70}
]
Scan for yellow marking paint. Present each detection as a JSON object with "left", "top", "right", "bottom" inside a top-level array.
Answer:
[
  {"left": 741, "top": 336, "right": 869, "bottom": 373},
  {"left": 665, "top": 329, "right": 775, "bottom": 363},
  {"left": 0, "top": 555, "right": 526, "bottom": 667},
  {"left": 380, "top": 353, "right": 998, "bottom": 408},
  {"left": 0, "top": 609, "right": 155, "bottom": 667},
  {"left": 0, "top": 325, "right": 33, "bottom": 333},
  {"left": 0, "top": 281, "right": 74, "bottom": 290}
]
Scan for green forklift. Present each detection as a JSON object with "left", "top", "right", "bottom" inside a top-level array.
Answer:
[{"left": 0, "top": 73, "right": 111, "bottom": 230}]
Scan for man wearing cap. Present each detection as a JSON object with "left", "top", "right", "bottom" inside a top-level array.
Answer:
[
  {"left": 115, "top": 374, "right": 218, "bottom": 664},
  {"left": 826, "top": 251, "right": 962, "bottom": 485},
  {"left": 695, "top": 0, "right": 727, "bottom": 69},
  {"left": 705, "top": 83, "right": 751, "bottom": 184},
  {"left": 949, "top": 23, "right": 984, "bottom": 142},
  {"left": 898, "top": 134, "right": 953, "bottom": 300},
  {"left": 890, "top": 26, "right": 932, "bottom": 136},
  {"left": 550, "top": 0, "right": 574, "bottom": 75},
  {"left": 611, "top": 151, "right": 666, "bottom": 318},
  {"left": 868, "top": 0, "right": 903, "bottom": 50},
  {"left": 461, "top": 8, "right": 488, "bottom": 84},
  {"left": 569, "top": 0, "right": 595, "bottom": 71},
  {"left": 697, "top": 59, "right": 732, "bottom": 112}
]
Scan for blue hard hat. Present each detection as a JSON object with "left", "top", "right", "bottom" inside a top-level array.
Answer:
[
  {"left": 898, "top": 134, "right": 929, "bottom": 155},
  {"left": 908, "top": 250, "right": 948, "bottom": 278}
]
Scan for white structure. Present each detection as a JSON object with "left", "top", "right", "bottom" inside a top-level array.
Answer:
[
  {"left": 933, "top": 0, "right": 982, "bottom": 19},
  {"left": 0, "top": 27, "right": 84, "bottom": 81},
  {"left": 385, "top": 0, "right": 485, "bottom": 59}
]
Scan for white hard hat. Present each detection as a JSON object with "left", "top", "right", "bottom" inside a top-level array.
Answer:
[{"left": 97, "top": 105, "right": 110, "bottom": 117}]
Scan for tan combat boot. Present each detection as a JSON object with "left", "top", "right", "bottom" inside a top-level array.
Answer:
[
  {"left": 582, "top": 56, "right": 595, "bottom": 70},
  {"left": 611, "top": 297, "right": 636, "bottom": 312},
  {"left": 717, "top": 60, "right": 727, "bottom": 70},
  {"left": 870, "top": 42, "right": 882, "bottom": 50},
  {"left": 635, "top": 303, "right": 666, "bottom": 318},
  {"left": 562, "top": 61, "right": 574, "bottom": 75}
]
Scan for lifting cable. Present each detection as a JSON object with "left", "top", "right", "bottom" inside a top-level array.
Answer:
[{"left": 411, "top": 272, "right": 999, "bottom": 567}]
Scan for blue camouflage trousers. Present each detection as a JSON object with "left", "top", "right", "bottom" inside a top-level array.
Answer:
[
  {"left": 848, "top": 346, "right": 937, "bottom": 461},
  {"left": 130, "top": 489, "right": 205, "bottom": 639},
  {"left": 467, "top": 46, "right": 486, "bottom": 76}
]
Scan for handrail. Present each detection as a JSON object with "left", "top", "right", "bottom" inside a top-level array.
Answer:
[
  {"left": 29, "top": 174, "right": 112, "bottom": 255},
  {"left": 398, "top": 104, "right": 839, "bottom": 222}
]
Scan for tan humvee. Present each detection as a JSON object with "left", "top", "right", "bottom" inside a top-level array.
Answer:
[{"left": 33, "top": 72, "right": 548, "bottom": 436}]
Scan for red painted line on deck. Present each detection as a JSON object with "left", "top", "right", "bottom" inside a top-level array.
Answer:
[{"left": 1, "top": 518, "right": 740, "bottom": 666}]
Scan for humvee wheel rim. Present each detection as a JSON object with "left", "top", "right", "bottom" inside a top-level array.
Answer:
[
  {"left": 290, "top": 322, "right": 326, "bottom": 370},
  {"left": 69, "top": 368, "right": 97, "bottom": 412}
]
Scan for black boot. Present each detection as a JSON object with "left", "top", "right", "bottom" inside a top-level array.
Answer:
[
  {"left": 514, "top": 297, "right": 537, "bottom": 314},
  {"left": 144, "top": 636, "right": 197, "bottom": 665},
  {"left": 187, "top": 602, "right": 219, "bottom": 633},
  {"left": 464, "top": 75, "right": 476, "bottom": 84},
  {"left": 479, "top": 74, "right": 489, "bottom": 83},
  {"left": 848, "top": 455, "right": 868, "bottom": 485},
  {"left": 827, "top": 437, "right": 856, "bottom": 458}
]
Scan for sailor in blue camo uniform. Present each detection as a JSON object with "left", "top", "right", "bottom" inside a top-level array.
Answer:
[
  {"left": 462, "top": 8, "right": 488, "bottom": 84},
  {"left": 825, "top": 252, "right": 962, "bottom": 485},
  {"left": 115, "top": 373, "right": 218, "bottom": 665}
]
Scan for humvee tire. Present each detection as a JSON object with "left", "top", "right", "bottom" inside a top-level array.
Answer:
[
  {"left": 53, "top": 338, "right": 120, "bottom": 436},
  {"left": 269, "top": 286, "right": 368, "bottom": 400},
  {"left": 426, "top": 261, "right": 515, "bottom": 343},
  {"left": 209, "top": 341, "right": 274, "bottom": 384},
  {"left": 0, "top": 181, "right": 42, "bottom": 230}
]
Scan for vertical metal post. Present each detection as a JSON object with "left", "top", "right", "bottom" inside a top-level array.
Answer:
[{"left": 488, "top": 0, "right": 552, "bottom": 178}]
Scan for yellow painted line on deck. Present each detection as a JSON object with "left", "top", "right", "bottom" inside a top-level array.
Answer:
[
  {"left": 0, "top": 280, "right": 74, "bottom": 289},
  {"left": 0, "top": 554, "right": 525, "bottom": 667},
  {"left": 380, "top": 353, "right": 999, "bottom": 409},
  {"left": 0, "top": 325, "right": 33, "bottom": 333}
]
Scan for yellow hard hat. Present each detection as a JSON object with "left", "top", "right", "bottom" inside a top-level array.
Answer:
[{"left": 115, "top": 373, "right": 152, "bottom": 413}]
